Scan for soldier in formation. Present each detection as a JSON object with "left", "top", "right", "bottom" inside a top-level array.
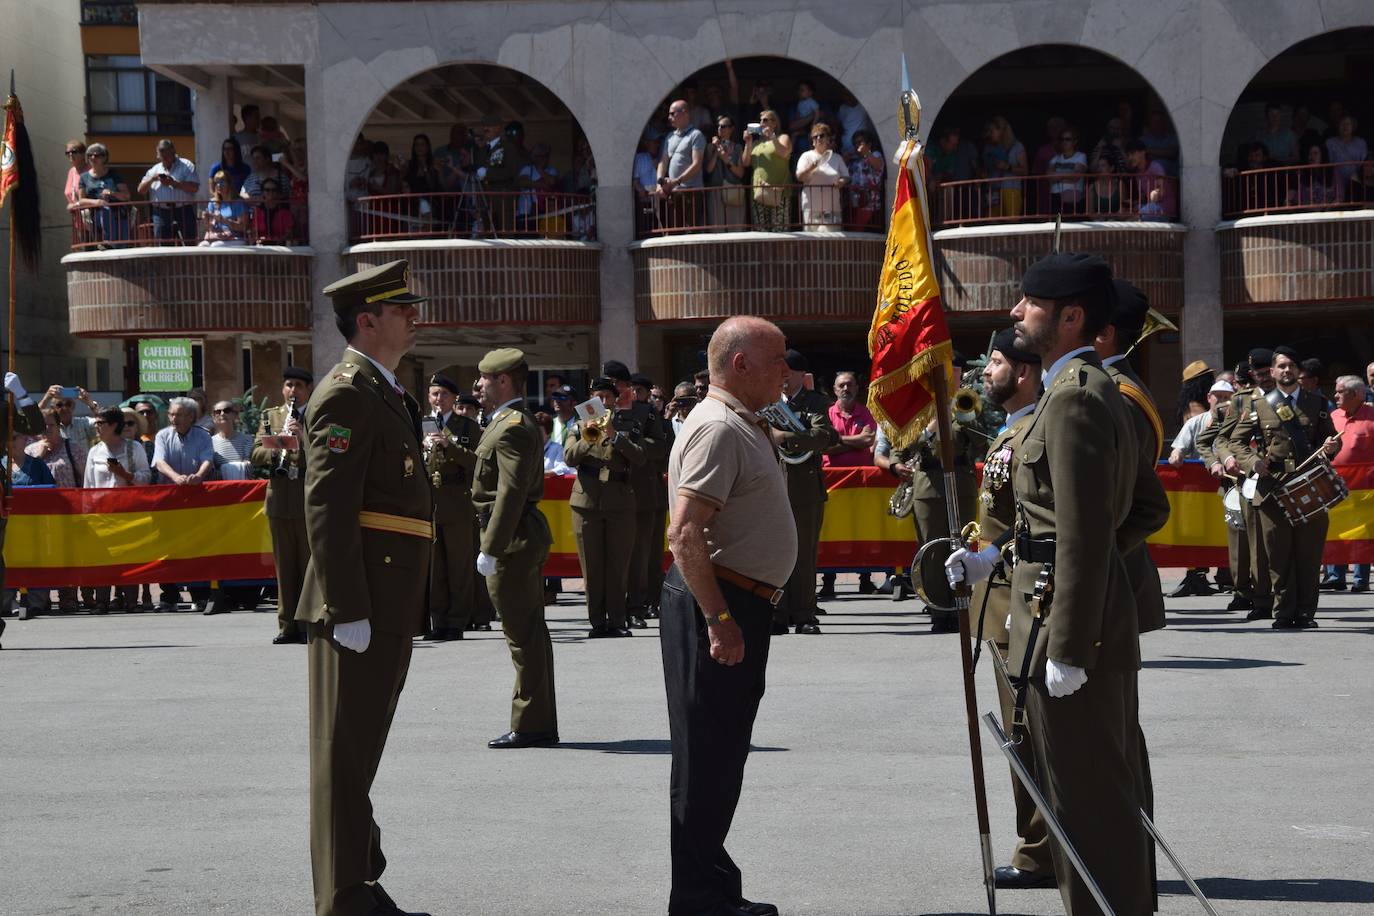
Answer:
[
  {"left": 421, "top": 371, "right": 481, "bottom": 641},
  {"left": 252, "top": 366, "right": 313, "bottom": 645}
]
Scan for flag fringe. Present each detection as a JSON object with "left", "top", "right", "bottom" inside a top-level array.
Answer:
[{"left": 867, "top": 338, "right": 951, "bottom": 452}]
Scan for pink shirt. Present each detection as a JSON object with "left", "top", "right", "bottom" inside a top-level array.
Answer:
[
  {"left": 1332, "top": 403, "right": 1374, "bottom": 465},
  {"left": 65, "top": 166, "right": 83, "bottom": 206},
  {"left": 823, "top": 401, "right": 877, "bottom": 467}
]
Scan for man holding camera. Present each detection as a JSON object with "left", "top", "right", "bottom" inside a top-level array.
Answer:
[
  {"left": 137, "top": 139, "right": 199, "bottom": 243},
  {"left": 253, "top": 366, "right": 313, "bottom": 644}
]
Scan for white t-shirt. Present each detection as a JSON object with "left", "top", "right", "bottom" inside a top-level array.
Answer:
[
  {"left": 141, "top": 157, "right": 198, "bottom": 203},
  {"left": 1048, "top": 151, "right": 1087, "bottom": 196},
  {"left": 85, "top": 439, "right": 152, "bottom": 487},
  {"left": 797, "top": 149, "right": 850, "bottom": 228}
]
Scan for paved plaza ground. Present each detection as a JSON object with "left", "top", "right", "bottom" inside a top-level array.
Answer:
[{"left": 3, "top": 574, "right": 1373, "bottom": 916}]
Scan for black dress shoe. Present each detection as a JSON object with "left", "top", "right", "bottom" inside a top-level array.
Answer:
[
  {"left": 795, "top": 622, "right": 821, "bottom": 635},
  {"left": 769, "top": 621, "right": 789, "bottom": 635},
  {"left": 994, "top": 864, "right": 1056, "bottom": 889},
  {"left": 813, "top": 605, "right": 827, "bottom": 615},
  {"left": 272, "top": 631, "right": 306, "bottom": 645},
  {"left": 1226, "top": 593, "right": 1254, "bottom": 612},
  {"left": 858, "top": 576, "right": 877, "bottom": 595},
  {"left": 1353, "top": 583, "right": 1370, "bottom": 593},
  {"left": 473, "top": 621, "right": 493, "bottom": 631},
  {"left": 732, "top": 898, "right": 779, "bottom": 916},
  {"left": 588, "top": 625, "right": 613, "bottom": 638},
  {"left": 1272, "top": 617, "right": 1301, "bottom": 629},
  {"left": 1319, "top": 577, "right": 1344, "bottom": 591},
  {"left": 1245, "top": 607, "right": 1273, "bottom": 621},
  {"left": 644, "top": 605, "right": 661, "bottom": 619},
  {"left": 1167, "top": 572, "right": 1216, "bottom": 598},
  {"left": 368, "top": 882, "right": 431, "bottom": 915},
  {"left": 815, "top": 585, "right": 837, "bottom": 599},
  {"left": 1300, "top": 617, "right": 1319, "bottom": 628},
  {"left": 613, "top": 626, "right": 635, "bottom": 637},
  {"left": 630, "top": 615, "right": 648, "bottom": 629},
  {"left": 487, "top": 730, "right": 558, "bottom": 749}
]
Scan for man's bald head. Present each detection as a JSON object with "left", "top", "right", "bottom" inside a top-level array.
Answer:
[{"left": 706, "top": 316, "right": 788, "bottom": 411}]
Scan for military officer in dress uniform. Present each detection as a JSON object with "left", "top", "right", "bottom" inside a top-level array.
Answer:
[
  {"left": 294, "top": 259, "right": 434, "bottom": 916},
  {"left": 1, "top": 372, "right": 44, "bottom": 647},
  {"left": 965, "top": 329, "right": 1054, "bottom": 890},
  {"left": 948, "top": 253, "right": 1170, "bottom": 916},
  {"left": 252, "top": 366, "right": 313, "bottom": 645},
  {"left": 455, "top": 392, "right": 496, "bottom": 630},
  {"left": 633, "top": 373, "right": 672, "bottom": 620},
  {"left": 473, "top": 348, "right": 557, "bottom": 748},
  {"left": 564, "top": 376, "right": 645, "bottom": 637},
  {"left": 601, "top": 360, "right": 667, "bottom": 628},
  {"left": 770, "top": 349, "right": 838, "bottom": 635},
  {"left": 422, "top": 372, "right": 481, "bottom": 641},
  {"left": 1214, "top": 349, "right": 1279, "bottom": 620},
  {"left": 473, "top": 115, "right": 524, "bottom": 231},
  {"left": 1197, "top": 369, "right": 1255, "bottom": 614},
  {"left": 1223, "top": 346, "right": 1339, "bottom": 629}
]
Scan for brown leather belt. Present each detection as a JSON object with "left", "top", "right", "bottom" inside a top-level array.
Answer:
[{"left": 712, "top": 564, "right": 784, "bottom": 607}]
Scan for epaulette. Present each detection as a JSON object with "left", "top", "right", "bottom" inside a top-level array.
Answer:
[{"left": 331, "top": 363, "right": 359, "bottom": 384}]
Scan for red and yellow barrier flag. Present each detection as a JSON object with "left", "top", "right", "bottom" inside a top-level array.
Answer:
[{"left": 867, "top": 143, "right": 952, "bottom": 450}]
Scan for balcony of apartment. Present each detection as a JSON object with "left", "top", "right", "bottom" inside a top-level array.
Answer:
[
  {"left": 1217, "top": 163, "right": 1374, "bottom": 314},
  {"left": 630, "top": 184, "right": 886, "bottom": 324},
  {"left": 62, "top": 200, "right": 313, "bottom": 337},
  {"left": 343, "top": 191, "right": 601, "bottom": 328},
  {"left": 929, "top": 173, "right": 1186, "bottom": 317}
]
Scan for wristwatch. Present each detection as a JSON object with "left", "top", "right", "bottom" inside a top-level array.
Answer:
[{"left": 703, "top": 610, "right": 733, "bottom": 625}]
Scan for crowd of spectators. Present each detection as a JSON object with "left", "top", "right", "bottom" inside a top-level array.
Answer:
[
  {"left": 926, "top": 100, "right": 1180, "bottom": 224},
  {"left": 635, "top": 66, "right": 885, "bottom": 235},
  {"left": 1222, "top": 100, "right": 1374, "bottom": 211},
  {"left": 64, "top": 105, "right": 310, "bottom": 250}
]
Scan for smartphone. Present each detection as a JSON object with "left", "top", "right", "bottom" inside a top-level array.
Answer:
[
  {"left": 59, "top": 386, "right": 80, "bottom": 399},
  {"left": 420, "top": 417, "right": 441, "bottom": 435}
]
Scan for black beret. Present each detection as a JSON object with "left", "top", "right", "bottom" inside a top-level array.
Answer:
[
  {"left": 428, "top": 372, "right": 460, "bottom": 396},
  {"left": 590, "top": 376, "right": 618, "bottom": 394},
  {"left": 784, "top": 349, "right": 809, "bottom": 372},
  {"left": 1248, "top": 348, "right": 1274, "bottom": 369},
  {"left": 1272, "top": 345, "right": 1299, "bottom": 361},
  {"left": 1022, "top": 252, "right": 1115, "bottom": 301},
  {"left": 283, "top": 366, "right": 313, "bottom": 384},
  {"left": 1110, "top": 280, "right": 1149, "bottom": 336},
  {"left": 630, "top": 373, "right": 653, "bottom": 388},
  {"left": 990, "top": 327, "right": 1041, "bottom": 365},
  {"left": 602, "top": 360, "right": 632, "bottom": 382},
  {"left": 456, "top": 394, "right": 481, "bottom": 409}
]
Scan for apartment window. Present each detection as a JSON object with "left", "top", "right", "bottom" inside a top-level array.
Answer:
[
  {"left": 81, "top": 1, "right": 139, "bottom": 25},
  {"left": 86, "top": 55, "right": 193, "bottom": 134}
]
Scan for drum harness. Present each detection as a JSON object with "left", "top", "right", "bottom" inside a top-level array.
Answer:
[{"left": 1263, "top": 388, "right": 1314, "bottom": 473}]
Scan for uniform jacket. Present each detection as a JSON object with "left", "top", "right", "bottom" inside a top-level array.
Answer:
[
  {"left": 476, "top": 137, "right": 524, "bottom": 192},
  {"left": 1226, "top": 386, "right": 1336, "bottom": 507},
  {"left": 1194, "top": 399, "right": 1233, "bottom": 469},
  {"left": 778, "top": 386, "right": 839, "bottom": 505},
  {"left": 251, "top": 403, "right": 305, "bottom": 519},
  {"left": 471, "top": 403, "right": 552, "bottom": 556},
  {"left": 969, "top": 411, "right": 1032, "bottom": 642},
  {"left": 907, "top": 420, "right": 984, "bottom": 502},
  {"left": 1104, "top": 358, "right": 1168, "bottom": 634},
  {"left": 620, "top": 401, "right": 669, "bottom": 512},
  {"left": 295, "top": 348, "right": 434, "bottom": 637},
  {"left": 564, "top": 415, "right": 645, "bottom": 513},
  {"left": 1008, "top": 355, "right": 1170, "bottom": 677},
  {"left": 424, "top": 411, "right": 480, "bottom": 525}
]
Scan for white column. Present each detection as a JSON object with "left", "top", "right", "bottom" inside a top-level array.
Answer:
[
  {"left": 193, "top": 75, "right": 232, "bottom": 183},
  {"left": 305, "top": 65, "right": 346, "bottom": 380},
  {"left": 1179, "top": 161, "right": 1224, "bottom": 371},
  {"left": 596, "top": 184, "right": 638, "bottom": 369}
]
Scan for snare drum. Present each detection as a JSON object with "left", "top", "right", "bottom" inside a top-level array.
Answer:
[
  {"left": 1223, "top": 486, "right": 1246, "bottom": 530},
  {"left": 1273, "top": 460, "right": 1349, "bottom": 526}
]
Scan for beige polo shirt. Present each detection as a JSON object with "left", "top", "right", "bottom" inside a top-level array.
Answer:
[{"left": 668, "top": 386, "right": 797, "bottom": 586}]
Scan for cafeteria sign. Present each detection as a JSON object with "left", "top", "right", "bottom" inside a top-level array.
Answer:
[{"left": 139, "top": 339, "right": 194, "bottom": 390}]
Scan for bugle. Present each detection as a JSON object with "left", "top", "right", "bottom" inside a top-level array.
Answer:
[{"left": 757, "top": 398, "right": 813, "bottom": 465}]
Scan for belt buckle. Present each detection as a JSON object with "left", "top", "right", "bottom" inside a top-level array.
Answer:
[{"left": 767, "top": 587, "right": 783, "bottom": 607}]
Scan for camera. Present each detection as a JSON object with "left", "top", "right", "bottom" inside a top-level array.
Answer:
[{"left": 746, "top": 123, "right": 763, "bottom": 138}]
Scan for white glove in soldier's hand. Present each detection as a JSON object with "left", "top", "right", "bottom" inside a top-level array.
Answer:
[
  {"left": 333, "top": 619, "right": 372, "bottom": 653},
  {"left": 476, "top": 552, "right": 497, "bottom": 577},
  {"left": 944, "top": 544, "right": 1000, "bottom": 588},
  {"left": 1045, "top": 659, "right": 1088, "bottom": 698},
  {"left": 4, "top": 371, "right": 26, "bottom": 399}
]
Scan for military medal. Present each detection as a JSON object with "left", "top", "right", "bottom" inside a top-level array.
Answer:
[
  {"left": 985, "top": 445, "right": 1013, "bottom": 491},
  {"left": 403, "top": 454, "right": 415, "bottom": 477},
  {"left": 1276, "top": 404, "right": 1294, "bottom": 421},
  {"left": 598, "top": 466, "right": 610, "bottom": 483}
]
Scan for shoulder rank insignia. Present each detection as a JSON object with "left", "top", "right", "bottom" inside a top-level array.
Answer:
[
  {"left": 327, "top": 425, "right": 352, "bottom": 453},
  {"left": 1276, "top": 404, "right": 1295, "bottom": 422}
]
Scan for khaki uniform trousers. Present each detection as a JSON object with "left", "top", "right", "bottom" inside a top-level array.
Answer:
[
  {"left": 1227, "top": 524, "right": 1251, "bottom": 596},
  {"left": 1258, "top": 500, "right": 1328, "bottom": 622},
  {"left": 1243, "top": 500, "right": 1272, "bottom": 611},
  {"left": 307, "top": 624, "right": 412, "bottom": 916},
  {"left": 470, "top": 518, "right": 495, "bottom": 625},
  {"left": 491, "top": 538, "right": 557, "bottom": 734},
  {"left": 990, "top": 631, "right": 1053, "bottom": 874},
  {"left": 270, "top": 515, "right": 311, "bottom": 635},
  {"left": 429, "top": 516, "right": 475, "bottom": 632},
  {"left": 776, "top": 498, "right": 823, "bottom": 626},
  {"left": 572, "top": 505, "right": 635, "bottom": 629},
  {"left": 627, "top": 507, "right": 659, "bottom": 613}
]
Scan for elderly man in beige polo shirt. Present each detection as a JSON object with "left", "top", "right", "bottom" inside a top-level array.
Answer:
[{"left": 661, "top": 315, "right": 794, "bottom": 916}]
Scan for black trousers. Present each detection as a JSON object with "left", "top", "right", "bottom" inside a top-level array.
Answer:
[{"left": 660, "top": 564, "right": 774, "bottom": 915}]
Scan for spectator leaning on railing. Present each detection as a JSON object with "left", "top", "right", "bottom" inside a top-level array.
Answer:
[
  {"left": 39, "top": 385, "right": 99, "bottom": 481},
  {"left": 742, "top": 110, "right": 791, "bottom": 231},
  {"left": 657, "top": 99, "right": 707, "bottom": 229},
  {"left": 252, "top": 179, "right": 295, "bottom": 244},
  {"left": 981, "top": 115, "right": 1027, "bottom": 217},
  {"left": 1326, "top": 115, "right": 1367, "bottom": 190},
  {"left": 86, "top": 407, "right": 152, "bottom": 488},
  {"left": 796, "top": 122, "right": 848, "bottom": 231},
  {"left": 1256, "top": 103, "right": 1298, "bottom": 165},
  {"left": 705, "top": 114, "right": 747, "bottom": 228},
  {"left": 152, "top": 397, "right": 215, "bottom": 613},
  {"left": 200, "top": 170, "right": 248, "bottom": 246},
  {"left": 75, "top": 143, "right": 130, "bottom": 246},
  {"left": 210, "top": 400, "right": 254, "bottom": 480},
  {"left": 138, "top": 139, "right": 200, "bottom": 243},
  {"left": 241, "top": 144, "right": 291, "bottom": 201},
  {"left": 62, "top": 139, "right": 87, "bottom": 211},
  {"left": 846, "top": 129, "right": 885, "bottom": 231}
]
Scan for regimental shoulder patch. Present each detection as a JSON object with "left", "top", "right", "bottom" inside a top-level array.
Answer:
[{"left": 327, "top": 425, "right": 352, "bottom": 453}]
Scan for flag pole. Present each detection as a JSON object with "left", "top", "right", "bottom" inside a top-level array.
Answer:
[
  {"left": 3, "top": 72, "right": 15, "bottom": 515},
  {"left": 897, "top": 68, "right": 997, "bottom": 915}
]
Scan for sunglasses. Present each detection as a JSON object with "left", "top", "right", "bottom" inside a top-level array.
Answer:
[
  {"left": 137, "top": 409, "right": 157, "bottom": 416},
  {"left": 54, "top": 401, "right": 73, "bottom": 409},
  {"left": 212, "top": 408, "right": 237, "bottom": 414},
  {"left": 88, "top": 152, "right": 107, "bottom": 159},
  {"left": 65, "top": 149, "right": 83, "bottom": 156}
]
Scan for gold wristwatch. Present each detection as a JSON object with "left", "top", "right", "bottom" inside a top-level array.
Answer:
[{"left": 703, "top": 610, "right": 733, "bottom": 625}]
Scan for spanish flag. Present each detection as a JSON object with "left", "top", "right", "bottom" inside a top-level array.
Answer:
[{"left": 866, "top": 142, "right": 952, "bottom": 450}]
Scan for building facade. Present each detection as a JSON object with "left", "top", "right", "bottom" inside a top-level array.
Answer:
[{"left": 62, "top": 0, "right": 1374, "bottom": 407}]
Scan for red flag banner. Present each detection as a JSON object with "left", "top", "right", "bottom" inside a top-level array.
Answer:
[
  {"left": 0, "top": 94, "right": 18, "bottom": 208},
  {"left": 867, "top": 143, "right": 953, "bottom": 450}
]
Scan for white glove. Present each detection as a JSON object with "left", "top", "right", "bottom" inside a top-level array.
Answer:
[
  {"left": 944, "top": 544, "right": 1000, "bottom": 588},
  {"left": 476, "top": 551, "right": 497, "bottom": 577},
  {"left": 1045, "top": 659, "right": 1088, "bottom": 699},
  {"left": 476, "top": 166, "right": 488, "bottom": 181},
  {"left": 333, "top": 619, "right": 372, "bottom": 653},
  {"left": 3, "top": 371, "right": 26, "bottom": 399}
]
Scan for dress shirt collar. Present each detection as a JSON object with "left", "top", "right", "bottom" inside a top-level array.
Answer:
[
  {"left": 1102, "top": 353, "right": 1125, "bottom": 368},
  {"left": 493, "top": 397, "right": 524, "bottom": 417},
  {"left": 346, "top": 346, "right": 400, "bottom": 393},
  {"left": 1003, "top": 402, "right": 1036, "bottom": 428},
  {"left": 1042, "top": 345, "right": 1097, "bottom": 389}
]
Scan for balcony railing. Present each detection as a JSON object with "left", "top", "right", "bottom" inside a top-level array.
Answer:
[
  {"left": 931, "top": 172, "right": 1178, "bottom": 228},
  {"left": 1220, "top": 162, "right": 1374, "bottom": 219},
  {"left": 631, "top": 183, "right": 886, "bottom": 240},
  {"left": 349, "top": 191, "right": 596, "bottom": 243},
  {"left": 69, "top": 199, "right": 309, "bottom": 250},
  {"left": 80, "top": 1, "right": 138, "bottom": 24}
]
